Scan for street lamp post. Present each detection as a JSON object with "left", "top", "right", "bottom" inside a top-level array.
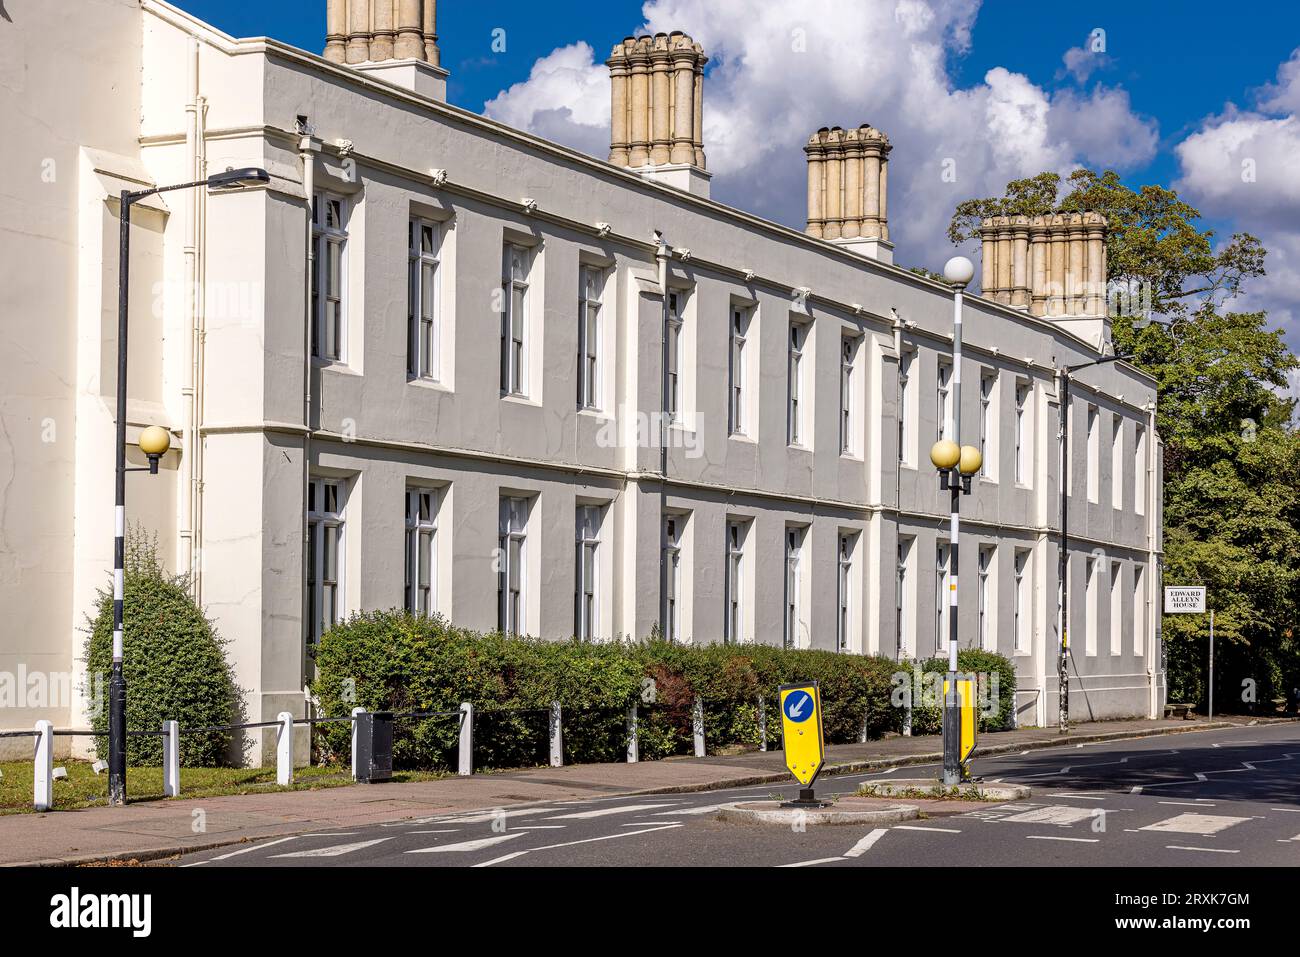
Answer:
[
  {"left": 108, "top": 167, "right": 269, "bottom": 806},
  {"left": 931, "top": 256, "right": 981, "bottom": 786},
  {"left": 1055, "top": 353, "right": 1125, "bottom": 735}
]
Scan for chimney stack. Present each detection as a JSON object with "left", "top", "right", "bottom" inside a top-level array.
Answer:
[
  {"left": 607, "top": 33, "right": 711, "bottom": 198},
  {"left": 324, "top": 0, "right": 448, "bottom": 101},
  {"left": 804, "top": 125, "right": 893, "bottom": 263},
  {"left": 979, "top": 211, "right": 1109, "bottom": 346}
]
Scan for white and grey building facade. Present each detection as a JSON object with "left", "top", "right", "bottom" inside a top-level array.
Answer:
[{"left": 0, "top": 0, "right": 1164, "bottom": 758}]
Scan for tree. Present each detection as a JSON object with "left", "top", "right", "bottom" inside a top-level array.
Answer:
[
  {"left": 950, "top": 170, "right": 1298, "bottom": 711},
  {"left": 84, "top": 528, "right": 246, "bottom": 765}
]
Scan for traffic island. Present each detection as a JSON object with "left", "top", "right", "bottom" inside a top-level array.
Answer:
[
  {"left": 855, "top": 779, "right": 1030, "bottom": 801},
  {"left": 716, "top": 797, "right": 921, "bottom": 826}
]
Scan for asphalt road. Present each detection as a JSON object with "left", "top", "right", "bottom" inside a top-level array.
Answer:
[{"left": 171, "top": 722, "right": 1300, "bottom": 868}]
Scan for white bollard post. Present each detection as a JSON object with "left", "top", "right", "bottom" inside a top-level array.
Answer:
[
  {"left": 693, "top": 698, "right": 706, "bottom": 757},
  {"left": 33, "top": 720, "right": 53, "bottom": 812},
  {"left": 549, "top": 701, "right": 563, "bottom": 767},
  {"left": 458, "top": 702, "right": 473, "bottom": 776},
  {"left": 350, "top": 707, "right": 365, "bottom": 781},
  {"left": 626, "top": 702, "right": 639, "bottom": 763},
  {"left": 859, "top": 712, "right": 869, "bottom": 744},
  {"left": 276, "top": 712, "right": 294, "bottom": 786},
  {"left": 758, "top": 696, "right": 767, "bottom": 752},
  {"left": 162, "top": 720, "right": 180, "bottom": 797}
]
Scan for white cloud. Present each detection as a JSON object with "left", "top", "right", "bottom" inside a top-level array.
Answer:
[
  {"left": 1174, "top": 47, "right": 1300, "bottom": 351},
  {"left": 483, "top": 0, "right": 1157, "bottom": 272}
]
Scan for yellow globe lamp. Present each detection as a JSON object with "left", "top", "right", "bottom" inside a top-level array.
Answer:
[
  {"left": 138, "top": 425, "right": 171, "bottom": 474},
  {"left": 958, "top": 444, "right": 982, "bottom": 476},
  {"left": 930, "top": 439, "right": 960, "bottom": 471}
]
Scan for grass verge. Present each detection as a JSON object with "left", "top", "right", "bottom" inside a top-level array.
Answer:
[{"left": 1, "top": 759, "right": 447, "bottom": 813}]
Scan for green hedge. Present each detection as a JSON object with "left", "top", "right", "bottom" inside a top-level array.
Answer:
[
  {"left": 904, "top": 649, "right": 1019, "bottom": 735},
  {"left": 83, "top": 530, "right": 245, "bottom": 766},
  {"left": 310, "top": 610, "right": 1018, "bottom": 771}
]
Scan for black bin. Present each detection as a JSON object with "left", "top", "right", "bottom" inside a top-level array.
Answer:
[{"left": 355, "top": 711, "right": 393, "bottom": 783}]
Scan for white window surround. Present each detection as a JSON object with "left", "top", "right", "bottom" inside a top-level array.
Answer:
[
  {"left": 935, "top": 541, "right": 950, "bottom": 653},
  {"left": 664, "top": 287, "right": 696, "bottom": 429},
  {"left": 578, "top": 265, "right": 605, "bottom": 412},
  {"left": 1086, "top": 404, "right": 1100, "bottom": 503},
  {"left": 977, "top": 544, "right": 996, "bottom": 651},
  {"left": 1110, "top": 560, "right": 1123, "bottom": 656},
  {"left": 837, "top": 530, "right": 860, "bottom": 654},
  {"left": 1014, "top": 380, "right": 1032, "bottom": 487},
  {"left": 724, "top": 519, "right": 751, "bottom": 644},
  {"left": 1135, "top": 424, "right": 1148, "bottom": 516},
  {"left": 729, "top": 305, "right": 750, "bottom": 436},
  {"left": 312, "top": 191, "right": 348, "bottom": 364},
  {"left": 784, "top": 526, "right": 804, "bottom": 649},
  {"left": 501, "top": 243, "right": 531, "bottom": 397},
  {"left": 661, "top": 513, "right": 690, "bottom": 642},
  {"left": 788, "top": 320, "right": 810, "bottom": 448},
  {"left": 1013, "top": 548, "right": 1030, "bottom": 655},
  {"left": 1111, "top": 416, "right": 1124, "bottom": 510},
  {"left": 407, "top": 218, "right": 441, "bottom": 382},
  {"left": 898, "top": 349, "right": 915, "bottom": 466},
  {"left": 840, "top": 334, "right": 863, "bottom": 457},
  {"left": 896, "top": 536, "right": 915, "bottom": 659},
  {"left": 1084, "top": 557, "right": 1099, "bottom": 656},
  {"left": 574, "top": 505, "right": 601, "bottom": 640},
  {"left": 979, "top": 370, "right": 998, "bottom": 481},
  {"left": 498, "top": 496, "right": 529, "bottom": 636},
  {"left": 307, "top": 477, "right": 346, "bottom": 644},
  {"left": 1134, "top": 563, "right": 1147, "bottom": 658},
  {"left": 404, "top": 487, "right": 437, "bottom": 617},
  {"left": 937, "top": 359, "right": 952, "bottom": 443}
]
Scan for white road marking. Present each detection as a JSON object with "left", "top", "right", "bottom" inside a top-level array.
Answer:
[
  {"left": 1002, "top": 805, "right": 1096, "bottom": 825},
  {"left": 1158, "top": 801, "right": 1216, "bottom": 808},
  {"left": 474, "top": 851, "right": 529, "bottom": 867},
  {"left": 893, "top": 825, "right": 961, "bottom": 833},
  {"left": 1166, "top": 845, "right": 1240, "bottom": 854},
  {"left": 1026, "top": 835, "right": 1098, "bottom": 843},
  {"left": 623, "top": 821, "right": 680, "bottom": 826},
  {"left": 658, "top": 803, "right": 731, "bottom": 816},
  {"left": 1130, "top": 786, "right": 1143, "bottom": 795},
  {"left": 1047, "top": 793, "right": 1106, "bottom": 801},
  {"left": 181, "top": 836, "right": 299, "bottom": 865},
  {"left": 417, "top": 807, "right": 555, "bottom": 825},
  {"left": 844, "top": 829, "right": 889, "bottom": 857},
  {"left": 548, "top": 803, "right": 678, "bottom": 820},
  {"left": 779, "top": 857, "right": 846, "bottom": 868},
  {"left": 409, "top": 829, "right": 461, "bottom": 835},
  {"left": 407, "top": 833, "right": 524, "bottom": 854},
  {"left": 510, "top": 825, "right": 567, "bottom": 830},
  {"left": 1140, "top": 813, "right": 1249, "bottom": 836},
  {"left": 1282, "top": 834, "right": 1300, "bottom": 842},
  {"left": 301, "top": 832, "right": 360, "bottom": 837},
  {"left": 1270, "top": 808, "right": 1300, "bottom": 813},
  {"left": 272, "top": 838, "right": 392, "bottom": 859}
]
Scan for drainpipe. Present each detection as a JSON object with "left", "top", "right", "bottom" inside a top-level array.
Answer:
[
  {"left": 1146, "top": 399, "right": 1158, "bottom": 718},
  {"left": 1055, "top": 364, "right": 1070, "bottom": 732},
  {"left": 180, "top": 38, "right": 199, "bottom": 587},
  {"left": 300, "top": 129, "right": 319, "bottom": 685},
  {"left": 654, "top": 232, "right": 671, "bottom": 634}
]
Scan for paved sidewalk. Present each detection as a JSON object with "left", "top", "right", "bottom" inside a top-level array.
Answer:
[{"left": 0, "top": 717, "right": 1243, "bottom": 866}]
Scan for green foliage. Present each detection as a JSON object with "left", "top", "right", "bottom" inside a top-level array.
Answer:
[
  {"left": 83, "top": 529, "right": 245, "bottom": 766},
  {"left": 905, "top": 650, "right": 1019, "bottom": 735},
  {"left": 310, "top": 610, "right": 1016, "bottom": 771}
]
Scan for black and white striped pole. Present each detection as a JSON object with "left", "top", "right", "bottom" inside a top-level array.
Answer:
[
  {"left": 931, "top": 255, "right": 980, "bottom": 787},
  {"left": 108, "top": 168, "right": 269, "bottom": 806}
]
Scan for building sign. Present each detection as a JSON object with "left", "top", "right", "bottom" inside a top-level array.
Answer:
[{"left": 1164, "top": 586, "right": 1206, "bottom": 614}]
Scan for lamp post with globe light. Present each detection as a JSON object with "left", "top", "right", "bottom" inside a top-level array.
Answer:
[
  {"left": 107, "top": 167, "right": 269, "bottom": 806},
  {"left": 931, "top": 255, "right": 982, "bottom": 786}
]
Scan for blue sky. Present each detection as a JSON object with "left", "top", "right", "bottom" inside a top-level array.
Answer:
[{"left": 174, "top": 1, "right": 1300, "bottom": 354}]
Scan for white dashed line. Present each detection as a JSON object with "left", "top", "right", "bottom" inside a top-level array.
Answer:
[
  {"left": 1026, "top": 835, "right": 1098, "bottom": 843},
  {"left": 779, "top": 857, "right": 846, "bottom": 868},
  {"left": 548, "top": 803, "right": 677, "bottom": 820},
  {"left": 844, "top": 829, "right": 889, "bottom": 857},
  {"left": 1158, "top": 801, "right": 1216, "bottom": 808},
  {"left": 1166, "top": 845, "right": 1240, "bottom": 854},
  {"left": 181, "top": 836, "right": 298, "bottom": 865},
  {"left": 893, "top": 825, "right": 961, "bottom": 833},
  {"left": 272, "top": 837, "right": 392, "bottom": 859},
  {"left": 407, "top": 834, "right": 524, "bottom": 854}
]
